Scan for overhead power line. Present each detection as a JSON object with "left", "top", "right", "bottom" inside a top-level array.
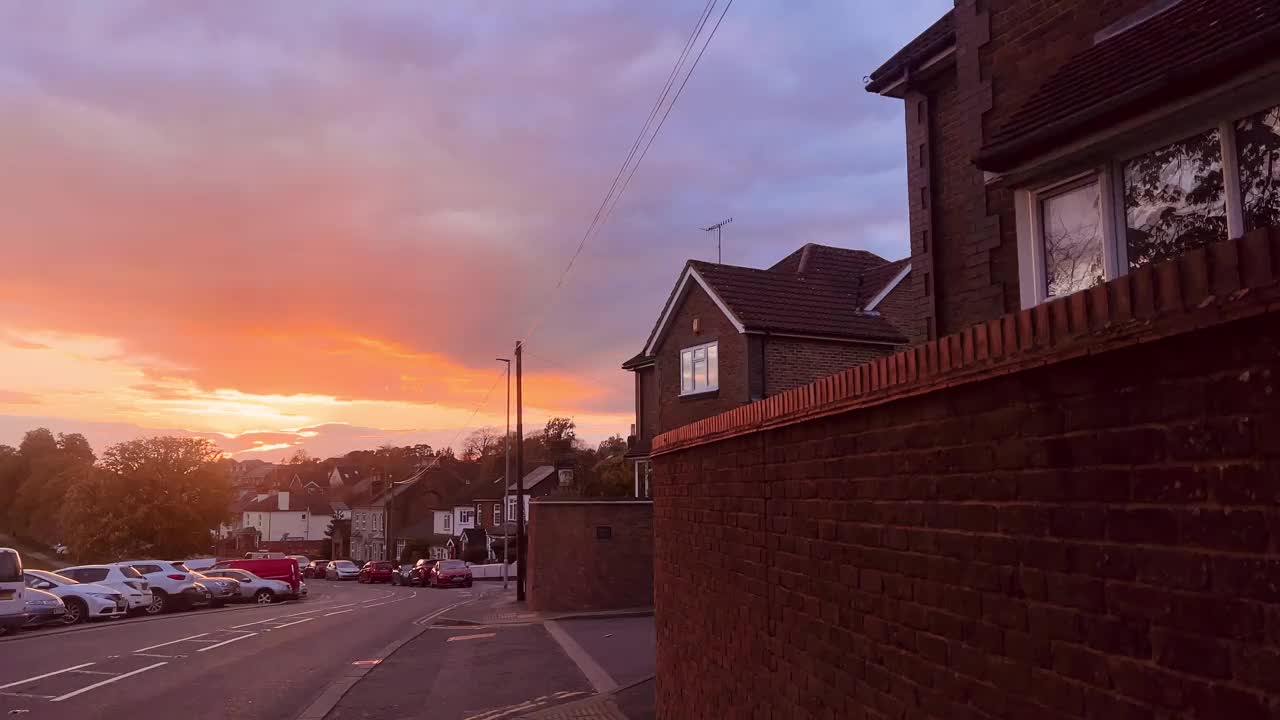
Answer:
[{"left": 520, "top": 0, "right": 735, "bottom": 343}]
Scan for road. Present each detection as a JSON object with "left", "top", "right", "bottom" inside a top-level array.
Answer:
[{"left": 0, "top": 579, "right": 480, "bottom": 720}]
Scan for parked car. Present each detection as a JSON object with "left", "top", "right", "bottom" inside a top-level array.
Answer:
[
  {"left": 22, "top": 587, "right": 65, "bottom": 628},
  {"left": 200, "top": 568, "right": 293, "bottom": 605},
  {"left": 358, "top": 561, "right": 395, "bottom": 584},
  {"left": 23, "top": 569, "right": 127, "bottom": 624},
  {"left": 287, "top": 555, "right": 310, "bottom": 570},
  {"left": 210, "top": 558, "right": 302, "bottom": 597},
  {"left": 408, "top": 559, "right": 438, "bottom": 587},
  {"left": 325, "top": 560, "right": 360, "bottom": 581},
  {"left": 304, "top": 560, "right": 330, "bottom": 579},
  {"left": 390, "top": 564, "right": 414, "bottom": 586},
  {"left": 58, "top": 564, "right": 153, "bottom": 614},
  {"left": 427, "top": 559, "right": 473, "bottom": 588},
  {"left": 0, "top": 548, "right": 26, "bottom": 636},
  {"left": 175, "top": 564, "right": 240, "bottom": 608},
  {"left": 119, "top": 561, "right": 211, "bottom": 614}
]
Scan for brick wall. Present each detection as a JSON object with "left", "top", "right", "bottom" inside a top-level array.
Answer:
[
  {"left": 655, "top": 281, "right": 750, "bottom": 433},
  {"left": 764, "top": 337, "right": 895, "bottom": 397},
  {"left": 652, "top": 233, "right": 1280, "bottom": 719},
  {"left": 527, "top": 499, "right": 654, "bottom": 612}
]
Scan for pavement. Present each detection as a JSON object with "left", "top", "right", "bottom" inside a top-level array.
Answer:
[
  {"left": 0, "top": 579, "right": 477, "bottom": 720},
  {"left": 327, "top": 587, "right": 656, "bottom": 720}
]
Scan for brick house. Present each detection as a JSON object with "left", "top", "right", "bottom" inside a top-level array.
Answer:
[
  {"left": 646, "top": 2, "right": 1280, "bottom": 718},
  {"left": 865, "top": 0, "right": 1280, "bottom": 336},
  {"left": 623, "top": 243, "right": 915, "bottom": 495}
]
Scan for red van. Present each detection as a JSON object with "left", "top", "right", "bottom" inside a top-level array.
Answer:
[{"left": 210, "top": 558, "right": 301, "bottom": 597}]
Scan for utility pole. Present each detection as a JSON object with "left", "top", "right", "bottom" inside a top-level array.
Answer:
[
  {"left": 515, "top": 341, "right": 526, "bottom": 602},
  {"left": 496, "top": 356, "right": 511, "bottom": 590},
  {"left": 702, "top": 217, "right": 733, "bottom": 263}
]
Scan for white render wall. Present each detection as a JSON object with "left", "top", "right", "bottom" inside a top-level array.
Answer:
[{"left": 241, "top": 510, "right": 333, "bottom": 542}]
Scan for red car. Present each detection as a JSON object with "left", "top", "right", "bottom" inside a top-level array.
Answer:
[
  {"left": 358, "top": 561, "right": 395, "bottom": 584},
  {"left": 428, "top": 559, "right": 473, "bottom": 588}
]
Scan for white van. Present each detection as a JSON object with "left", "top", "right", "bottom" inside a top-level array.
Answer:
[{"left": 0, "top": 548, "right": 25, "bottom": 635}]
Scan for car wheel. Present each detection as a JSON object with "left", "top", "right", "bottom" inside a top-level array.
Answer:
[
  {"left": 62, "top": 598, "right": 87, "bottom": 625},
  {"left": 254, "top": 589, "right": 275, "bottom": 605},
  {"left": 147, "top": 590, "right": 168, "bottom": 615}
]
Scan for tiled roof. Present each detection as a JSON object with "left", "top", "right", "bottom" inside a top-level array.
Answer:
[
  {"left": 865, "top": 9, "right": 955, "bottom": 94},
  {"left": 621, "top": 351, "right": 654, "bottom": 369},
  {"left": 242, "top": 492, "right": 334, "bottom": 515},
  {"left": 979, "top": 0, "right": 1280, "bottom": 170},
  {"left": 506, "top": 465, "right": 556, "bottom": 493},
  {"left": 860, "top": 258, "right": 912, "bottom": 304},
  {"left": 691, "top": 259, "right": 909, "bottom": 343}
]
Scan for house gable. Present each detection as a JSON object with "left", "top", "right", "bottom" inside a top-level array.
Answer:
[{"left": 642, "top": 264, "right": 745, "bottom": 356}]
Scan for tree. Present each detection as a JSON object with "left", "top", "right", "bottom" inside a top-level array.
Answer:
[
  {"left": 462, "top": 427, "right": 502, "bottom": 462},
  {"left": 543, "top": 417, "right": 576, "bottom": 444},
  {"left": 286, "top": 449, "right": 314, "bottom": 465},
  {"left": 597, "top": 435, "right": 627, "bottom": 457},
  {"left": 62, "top": 436, "right": 232, "bottom": 561},
  {"left": 10, "top": 429, "right": 96, "bottom": 543}
]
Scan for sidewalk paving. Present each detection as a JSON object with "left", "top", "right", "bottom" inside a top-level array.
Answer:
[{"left": 439, "top": 587, "right": 652, "bottom": 627}]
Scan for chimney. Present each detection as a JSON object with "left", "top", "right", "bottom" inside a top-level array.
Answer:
[{"left": 277, "top": 491, "right": 289, "bottom": 511}]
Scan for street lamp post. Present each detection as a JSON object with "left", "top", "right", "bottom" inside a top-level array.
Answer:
[{"left": 496, "top": 357, "right": 511, "bottom": 590}]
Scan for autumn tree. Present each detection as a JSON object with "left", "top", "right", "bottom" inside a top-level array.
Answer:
[
  {"left": 61, "top": 436, "right": 232, "bottom": 561},
  {"left": 9, "top": 429, "right": 96, "bottom": 544}
]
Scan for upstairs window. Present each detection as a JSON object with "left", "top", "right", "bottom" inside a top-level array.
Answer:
[
  {"left": 1015, "top": 98, "right": 1278, "bottom": 308},
  {"left": 680, "top": 341, "right": 718, "bottom": 395}
]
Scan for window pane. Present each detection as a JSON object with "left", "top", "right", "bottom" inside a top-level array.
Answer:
[
  {"left": 1237, "top": 105, "right": 1280, "bottom": 232},
  {"left": 707, "top": 343, "right": 718, "bottom": 388},
  {"left": 1042, "top": 181, "right": 1104, "bottom": 296},
  {"left": 693, "top": 357, "right": 707, "bottom": 389},
  {"left": 1123, "top": 128, "right": 1226, "bottom": 269},
  {"left": 681, "top": 350, "right": 693, "bottom": 393}
]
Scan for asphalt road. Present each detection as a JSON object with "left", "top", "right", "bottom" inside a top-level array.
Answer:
[{"left": 0, "top": 579, "right": 481, "bottom": 720}]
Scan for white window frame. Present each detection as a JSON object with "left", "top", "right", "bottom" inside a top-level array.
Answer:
[
  {"left": 459, "top": 508, "right": 475, "bottom": 526},
  {"left": 1013, "top": 98, "right": 1274, "bottom": 309},
  {"left": 443, "top": 513, "right": 452, "bottom": 532},
  {"left": 679, "top": 341, "right": 719, "bottom": 396},
  {"left": 493, "top": 503, "right": 502, "bottom": 526}
]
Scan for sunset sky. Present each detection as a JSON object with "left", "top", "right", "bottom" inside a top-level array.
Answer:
[{"left": 0, "top": 1, "right": 949, "bottom": 459}]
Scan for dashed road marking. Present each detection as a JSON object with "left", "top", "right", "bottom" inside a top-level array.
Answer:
[
  {"left": 134, "top": 634, "right": 207, "bottom": 653},
  {"left": 323, "top": 609, "right": 355, "bottom": 617},
  {"left": 195, "top": 633, "right": 257, "bottom": 653},
  {"left": 50, "top": 662, "right": 166, "bottom": 703},
  {"left": 0, "top": 663, "right": 95, "bottom": 690},
  {"left": 270, "top": 617, "right": 315, "bottom": 629}
]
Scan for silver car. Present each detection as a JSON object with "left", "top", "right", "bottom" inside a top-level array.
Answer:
[{"left": 200, "top": 568, "right": 293, "bottom": 605}]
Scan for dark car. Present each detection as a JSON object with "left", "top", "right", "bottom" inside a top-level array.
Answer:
[
  {"left": 408, "top": 559, "right": 438, "bottom": 587},
  {"left": 358, "top": 561, "right": 395, "bottom": 584},
  {"left": 427, "top": 560, "right": 472, "bottom": 589},
  {"left": 390, "top": 564, "right": 414, "bottom": 586},
  {"left": 304, "top": 560, "right": 330, "bottom": 579}
]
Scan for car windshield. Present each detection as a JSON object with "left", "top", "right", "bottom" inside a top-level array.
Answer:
[
  {"left": 335, "top": 561, "right": 357, "bottom": 569},
  {"left": 440, "top": 560, "right": 467, "bottom": 570},
  {"left": 28, "top": 569, "right": 74, "bottom": 585},
  {"left": 117, "top": 566, "right": 143, "bottom": 579}
]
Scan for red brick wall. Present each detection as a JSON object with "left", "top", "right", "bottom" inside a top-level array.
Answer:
[
  {"left": 654, "top": 314, "right": 1280, "bottom": 719},
  {"left": 651, "top": 232, "right": 1280, "bottom": 719},
  {"left": 527, "top": 500, "right": 654, "bottom": 612},
  {"left": 654, "top": 282, "right": 749, "bottom": 434},
  {"left": 763, "top": 337, "right": 895, "bottom": 397}
]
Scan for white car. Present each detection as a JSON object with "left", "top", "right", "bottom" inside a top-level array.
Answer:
[
  {"left": 118, "top": 561, "right": 211, "bottom": 614},
  {"left": 326, "top": 560, "right": 360, "bottom": 580},
  {"left": 0, "top": 548, "right": 26, "bottom": 635},
  {"left": 58, "top": 564, "right": 152, "bottom": 613},
  {"left": 24, "top": 570, "right": 128, "bottom": 624},
  {"left": 200, "top": 568, "right": 293, "bottom": 605}
]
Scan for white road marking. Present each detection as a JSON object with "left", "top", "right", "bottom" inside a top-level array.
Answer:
[
  {"left": 50, "top": 662, "right": 167, "bottom": 702},
  {"left": 446, "top": 632, "right": 495, "bottom": 642},
  {"left": 271, "top": 617, "right": 314, "bottom": 629},
  {"left": 68, "top": 670, "right": 119, "bottom": 676},
  {"left": 132, "top": 653, "right": 184, "bottom": 659},
  {"left": 323, "top": 609, "right": 355, "bottom": 617},
  {"left": 195, "top": 633, "right": 257, "bottom": 653},
  {"left": 0, "top": 691, "right": 56, "bottom": 699},
  {"left": 360, "top": 597, "right": 409, "bottom": 609},
  {"left": 134, "top": 634, "right": 207, "bottom": 653},
  {"left": 0, "top": 663, "right": 96, "bottom": 690}
]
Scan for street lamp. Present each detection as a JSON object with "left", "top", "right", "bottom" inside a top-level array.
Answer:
[{"left": 496, "top": 357, "right": 511, "bottom": 591}]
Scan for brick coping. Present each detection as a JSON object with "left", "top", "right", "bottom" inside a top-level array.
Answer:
[{"left": 652, "top": 229, "right": 1280, "bottom": 456}]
